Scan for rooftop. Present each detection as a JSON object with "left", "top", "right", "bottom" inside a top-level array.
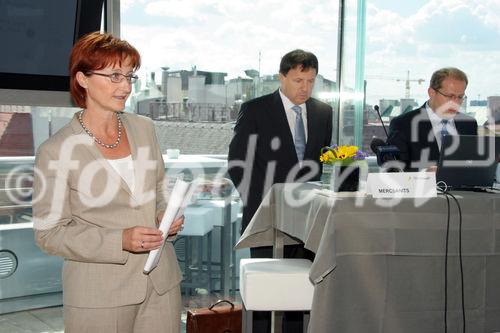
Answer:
[{"left": 155, "top": 121, "right": 234, "bottom": 155}]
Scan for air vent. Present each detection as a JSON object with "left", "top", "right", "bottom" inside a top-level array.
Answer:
[{"left": 0, "top": 251, "right": 18, "bottom": 279}]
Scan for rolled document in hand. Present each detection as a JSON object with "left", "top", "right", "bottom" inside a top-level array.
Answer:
[{"left": 143, "top": 178, "right": 195, "bottom": 274}]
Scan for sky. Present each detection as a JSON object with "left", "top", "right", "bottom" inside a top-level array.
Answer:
[{"left": 120, "top": 0, "right": 500, "bottom": 107}]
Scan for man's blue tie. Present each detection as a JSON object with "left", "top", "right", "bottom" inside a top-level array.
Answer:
[
  {"left": 292, "top": 105, "right": 306, "bottom": 160},
  {"left": 440, "top": 119, "right": 449, "bottom": 148}
]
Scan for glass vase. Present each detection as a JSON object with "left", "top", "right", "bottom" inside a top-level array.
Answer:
[
  {"left": 333, "top": 165, "right": 360, "bottom": 192},
  {"left": 321, "top": 164, "right": 334, "bottom": 190},
  {"left": 322, "top": 163, "right": 363, "bottom": 192}
]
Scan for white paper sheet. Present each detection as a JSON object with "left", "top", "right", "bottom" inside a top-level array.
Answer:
[{"left": 143, "top": 178, "right": 195, "bottom": 274}]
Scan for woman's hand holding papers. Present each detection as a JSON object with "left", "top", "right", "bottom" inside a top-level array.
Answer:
[
  {"left": 122, "top": 226, "right": 164, "bottom": 253},
  {"left": 169, "top": 215, "right": 185, "bottom": 236},
  {"left": 156, "top": 212, "right": 185, "bottom": 236}
]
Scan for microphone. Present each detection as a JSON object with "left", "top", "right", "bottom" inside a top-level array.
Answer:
[
  {"left": 370, "top": 137, "right": 401, "bottom": 168},
  {"left": 370, "top": 138, "right": 386, "bottom": 155},
  {"left": 374, "top": 105, "right": 390, "bottom": 138},
  {"left": 371, "top": 105, "right": 402, "bottom": 171}
]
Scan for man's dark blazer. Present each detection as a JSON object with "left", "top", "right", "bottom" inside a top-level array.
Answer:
[
  {"left": 387, "top": 104, "right": 478, "bottom": 171},
  {"left": 228, "top": 90, "right": 333, "bottom": 232}
]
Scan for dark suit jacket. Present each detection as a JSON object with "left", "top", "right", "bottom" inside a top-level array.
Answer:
[
  {"left": 228, "top": 90, "right": 333, "bottom": 232},
  {"left": 387, "top": 104, "right": 478, "bottom": 171}
]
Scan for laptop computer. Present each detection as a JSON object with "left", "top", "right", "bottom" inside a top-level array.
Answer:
[{"left": 436, "top": 135, "right": 500, "bottom": 190}]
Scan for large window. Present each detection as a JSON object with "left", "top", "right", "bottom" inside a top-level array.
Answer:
[
  {"left": 121, "top": 0, "right": 339, "bottom": 155},
  {"left": 338, "top": 0, "right": 500, "bottom": 153}
]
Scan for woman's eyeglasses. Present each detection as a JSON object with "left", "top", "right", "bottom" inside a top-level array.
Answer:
[{"left": 86, "top": 71, "right": 138, "bottom": 84}]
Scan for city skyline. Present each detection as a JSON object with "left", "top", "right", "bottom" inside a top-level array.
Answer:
[{"left": 121, "top": 0, "right": 500, "bottom": 107}]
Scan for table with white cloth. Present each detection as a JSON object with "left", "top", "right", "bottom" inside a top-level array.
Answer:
[{"left": 235, "top": 183, "right": 500, "bottom": 333}]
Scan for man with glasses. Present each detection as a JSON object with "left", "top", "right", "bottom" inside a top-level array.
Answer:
[{"left": 387, "top": 67, "right": 478, "bottom": 171}]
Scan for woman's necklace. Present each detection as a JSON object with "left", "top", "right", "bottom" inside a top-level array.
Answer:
[{"left": 78, "top": 110, "right": 122, "bottom": 149}]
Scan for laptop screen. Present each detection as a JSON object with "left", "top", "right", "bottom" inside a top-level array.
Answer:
[{"left": 436, "top": 135, "right": 500, "bottom": 189}]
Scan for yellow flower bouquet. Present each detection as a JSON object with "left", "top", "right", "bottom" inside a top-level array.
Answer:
[
  {"left": 320, "top": 144, "right": 367, "bottom": 165},
  {"left": 319, "top": 145, "right": 367, "bottom": 191}
]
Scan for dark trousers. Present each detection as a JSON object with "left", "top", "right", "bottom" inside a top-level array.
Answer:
[{"left": 249, "top": 244, "right": 315, "bottom": 333}]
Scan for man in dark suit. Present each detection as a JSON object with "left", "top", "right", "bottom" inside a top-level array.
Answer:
[
  {"left": 387, "top": 67, "right": 478, "bottom": 171},
  {"left": 228, "top": 49, "right": 333, "bottom": 333}
]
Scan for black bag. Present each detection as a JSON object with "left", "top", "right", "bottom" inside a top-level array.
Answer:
[{"left": 186, "top": 299, "right": 242, "bottom": 333}]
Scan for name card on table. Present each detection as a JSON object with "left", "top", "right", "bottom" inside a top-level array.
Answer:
[{"left": 367, "top": 172, "right": 437, "bottom": 198}]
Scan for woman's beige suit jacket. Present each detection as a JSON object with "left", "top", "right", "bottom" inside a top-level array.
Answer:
[{"left": 33, "top": 112, "right": 182, "bottom": 308}]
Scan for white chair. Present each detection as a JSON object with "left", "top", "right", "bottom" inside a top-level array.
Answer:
[
  {"left": 178, "top": 206, "right": 216, "bottom": 294},
  {"left": 198, "top": 199, "right": 241, "bottom": 294},
  {"left": 239, "top": 258, "right": 314, "bottom": 333}
]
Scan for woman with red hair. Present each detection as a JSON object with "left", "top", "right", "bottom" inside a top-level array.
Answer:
[{"left": 33, "top": 32, "right": 183, "bottom": 332}]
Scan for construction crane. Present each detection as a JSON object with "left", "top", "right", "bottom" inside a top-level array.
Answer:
[
  {"left": 367, "top": 70, "right": 425, "bottom": 99},
  {"left": 397, "top": 70, "right": 425, "bottom": 99}
]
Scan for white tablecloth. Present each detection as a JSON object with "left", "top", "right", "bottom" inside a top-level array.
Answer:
[{"left": 236, "top": 183, "right": 500, "bottom": 333}]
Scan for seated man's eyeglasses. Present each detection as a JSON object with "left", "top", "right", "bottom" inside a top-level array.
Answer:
[
  {"left": 86, "top": 71, "right": 138, "bottom": 84},
  {"left": 434, "top": 89, "right": 466, "bottom": 102}
]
